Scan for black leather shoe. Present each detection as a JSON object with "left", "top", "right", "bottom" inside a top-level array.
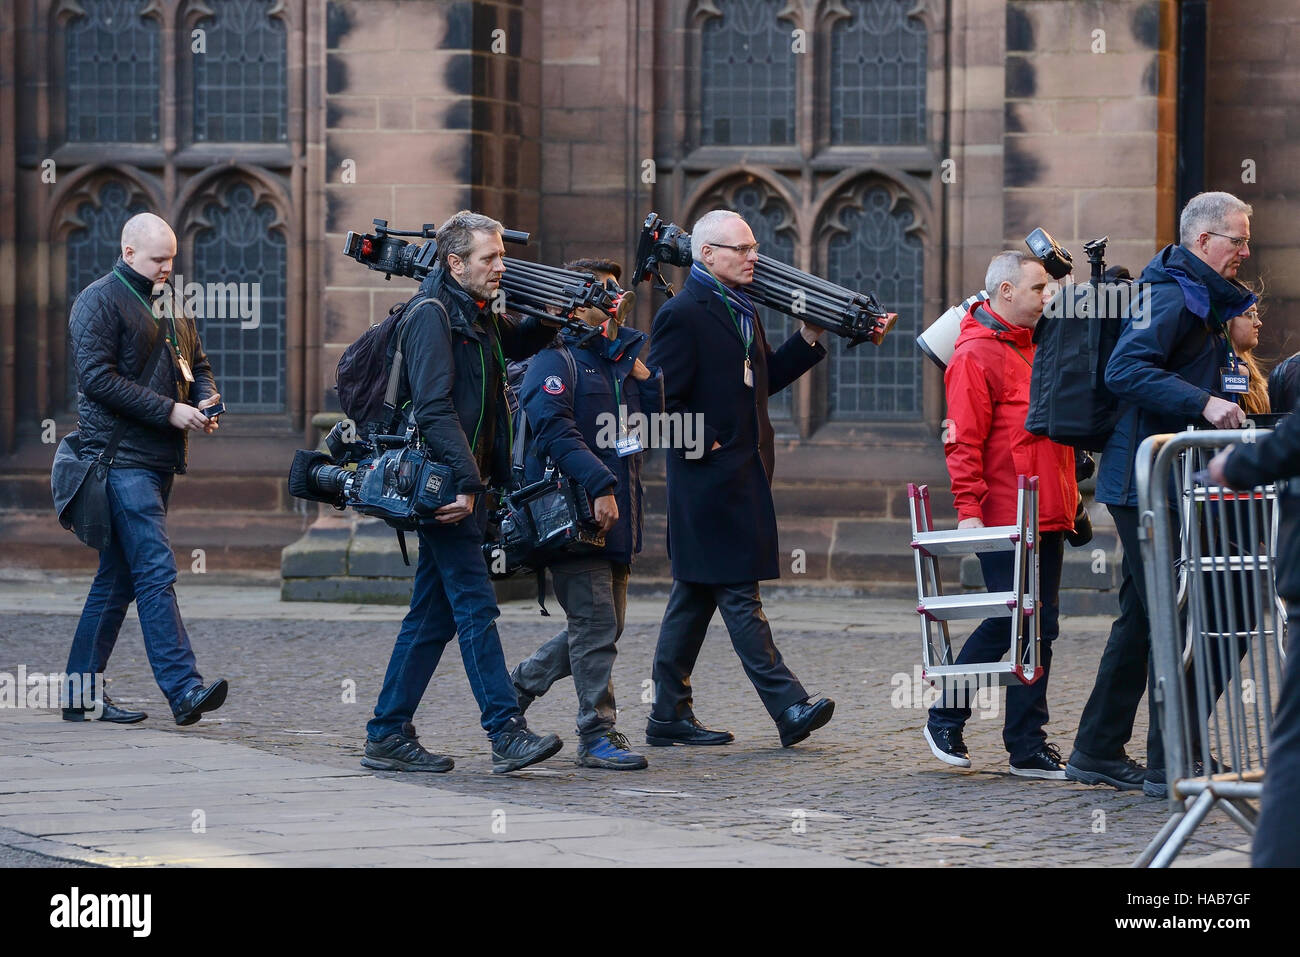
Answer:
[
  {"left": 645, "top": 715, "right": 734, "bottom": 747},
  {"left": 172, "top": 680, "right": 229, "bottom": 727},
  {"left": 1064, "top": 748, "right": 1146, "bottom": 790},
  {"left": 62, "top": 695, "right": 147, "bottom": 724},
  {"left": 775, "top": 697, "right": 835, "bottom": 748}
]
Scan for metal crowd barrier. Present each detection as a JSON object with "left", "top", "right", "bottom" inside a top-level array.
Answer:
[{"left": 1134, "top": 429, "right": 1288, "bottom": 867}]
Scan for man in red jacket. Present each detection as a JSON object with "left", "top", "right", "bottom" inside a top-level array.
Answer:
[{"left": 923, "top": 251, "right": 1078, "bottom": 778}]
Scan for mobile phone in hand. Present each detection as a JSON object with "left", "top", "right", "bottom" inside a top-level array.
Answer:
[{"left": 202, "top": 402, "right": 226, "bottom": 418}]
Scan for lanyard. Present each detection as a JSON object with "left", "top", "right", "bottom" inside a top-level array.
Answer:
[
  {"left": 114, "top": 269, "right": 179, "bottom": 352},
  {"left": 706, "top": 271, "right": 753, "bottom": 358}
]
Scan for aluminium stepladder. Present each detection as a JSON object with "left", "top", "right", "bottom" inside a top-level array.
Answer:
[{"left": 907, "top": 476, "right": 1042, "bottom": 696}]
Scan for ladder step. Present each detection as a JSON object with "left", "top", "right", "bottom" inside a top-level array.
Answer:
[
  {"left": 924, "top": 663, "right": 1044, "bottom": 687},
  {"left": 917, "top": 591, "right": 1023, "bottom": 621},
  {"left": 1195, "top": 556, "right": 1271, "bottom": 572},
  {"left": 911, "top": 526, "right": 1020, "bottom": 556}
]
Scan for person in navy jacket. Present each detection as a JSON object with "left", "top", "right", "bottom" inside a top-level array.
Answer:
[
  {"left": 511, "top": 259, "right": 664, "bottom": 770},
  {"left": 645, "top": 209, "right": 836, "bottom": 749},
  {"left": 1066, "top": 191, "right": 1258, "bottom": 796}
]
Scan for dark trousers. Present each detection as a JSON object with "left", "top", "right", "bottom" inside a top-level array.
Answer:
[
  {"left": 1254, "top": 605, "right": 1300, "bottom": 866},
  {"left": 367, "top": 505, "right": 520, "bottom": 742},
  {"left": 1074, "top": 504, "right": 1167, "bottom": 768},
  {"left": 512, "top": 558, "right": 629, "bottom": 741},
  {"left": 928, "top": 532, "right": 1063, "bottom": 762},
  {"left": 650, "top": 579, "right": 807, "bottom": 722},
  {"left": 64, "top": 467, "right": 203, "bottom": 710}
]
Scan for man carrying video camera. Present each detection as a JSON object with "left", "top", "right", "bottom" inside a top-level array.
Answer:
[
  {"left": 509, "top": 259, "right": 664, "bottom": 770},
  {"left": 1065, "top": 191, "right": 1258, "bottom": 795},
  {"left": 363, "top": 210, "right": 565, "bottom": 775},
  {"left": 645, "top": 209, "right": 835, "bottom": 749}
]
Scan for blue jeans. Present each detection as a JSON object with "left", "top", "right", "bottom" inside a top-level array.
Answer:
[
  {"left": 367, "top": 507, "right": 521, "bottom": 742},
  {"left": 64, "top": 467, "right": 203, "bottom": 709},
  {"left": 928, "top": 532, "right": 1063, "bottom": 762}
]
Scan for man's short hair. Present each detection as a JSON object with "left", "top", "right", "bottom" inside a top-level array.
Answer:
[
  {"left": 436, "top": 210, "right": 504, "bottom": 268},
  {"left": 690, "top": 209, "right": 745, "bottom": 260},
  {"left": 563, "top": 258, "right": 622, "bottom": 282},
  {"left": 984, "top": 250, "right": 1043, "bottom": 295},
  {"left": 1179, "top": 191, "right": 1253, "bottom": 246}
]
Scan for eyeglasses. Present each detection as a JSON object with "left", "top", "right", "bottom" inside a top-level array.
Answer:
[
  {"left": 708, "top": 242, "right": 760, "bottom": 256},
  {"left": 1206, "top": 231, "right": 1251, "bottom": 250}
]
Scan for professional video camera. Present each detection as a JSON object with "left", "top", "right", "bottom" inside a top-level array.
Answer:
[
  {"left": 482, "top": 470, "right": 605, "bottom": 579},
  {"left": 287, "top": 430, "right": 457, "bottom": 534},
  {"left": 630, "top": 212, "right": 897, "bottom": 348}
]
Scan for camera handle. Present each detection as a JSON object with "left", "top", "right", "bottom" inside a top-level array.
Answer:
[{"left": 1083, "top": 236, "right": 1109, "bottom": 287}]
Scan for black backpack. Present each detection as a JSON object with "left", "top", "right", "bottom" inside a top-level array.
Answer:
[
  {"left": 1024, "top": 282, "right": 1127, "bottom": 452},
  {"left": 334, "top": 292, "right": 447, "bottom": 435}
]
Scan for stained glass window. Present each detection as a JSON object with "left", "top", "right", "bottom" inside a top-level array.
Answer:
[
  {"left": 191, "top": 183, "right": 286, "bottom": 412},
  {"left": 830, "top": 0, "right": 926, "bottom": 145},
  {"left": 66, "top": 182, "right": 149, "bottom": 401},
  {"left": 65, "top": 0, "right": 160, "bottom": 142},
  {"left": 727, "top": 185, "right": 796, "bottom": 420},
  {"left": 700, "top": 0, "right": 797, "bottom": 145},
  {"left": 193, "top": 0, "right": 288, "bottom": 142},
  {"left": 825, "top": 187, "right": 923, "bottom": 419}
]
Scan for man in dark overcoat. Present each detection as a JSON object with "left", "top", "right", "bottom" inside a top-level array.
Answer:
[{"left": 645, "top": 209, "right": 836, "bottom": 748}]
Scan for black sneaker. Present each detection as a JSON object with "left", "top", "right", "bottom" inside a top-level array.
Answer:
[
  {"left": 923, "top": 724, "right": 971, "bottom": 768},
  {"left": 1010, "top": 743, "right": 1067, "bottom": 780},
  {"left": 1064, "top": 749, "right": 1145, "bottom": 790},
  {"left": 361, "top": 730, "right": 454, "bottom": 773},
  {"left": 491, "top": 718, "right": 563, "bottom": 774}
]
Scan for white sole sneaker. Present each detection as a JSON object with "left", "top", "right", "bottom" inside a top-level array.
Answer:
[
  {"left": 923, "top": 725, "right": 972, "bottom": 768},
  {"left": 1009, "top": 764, "right": 1067, "bottom": 780}
]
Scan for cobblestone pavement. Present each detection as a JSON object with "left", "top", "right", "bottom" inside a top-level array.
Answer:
[{"left": 0, "top": 576, "right": 1249, "bottom": 867}]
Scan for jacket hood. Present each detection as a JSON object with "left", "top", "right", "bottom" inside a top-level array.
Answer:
[
  {"left": 1140, "top": 243, "right": 1257, "bottom": 324},
  {"left": 953, "top": 302, "right": 1035, "bottom": 351}
]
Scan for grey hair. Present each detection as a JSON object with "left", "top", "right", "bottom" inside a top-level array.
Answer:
[
  {"left": 1179, "top": 191, "right": 1253, "bottom": 246},
  {"left": 436, "top": 210, "right": 504, "bottom": 268},
  {"left": 984, "top": 250, "right": 1042, "bottom": 295},
  {"left": 690, "top": 209, "right": 745, "bottom": 260}
]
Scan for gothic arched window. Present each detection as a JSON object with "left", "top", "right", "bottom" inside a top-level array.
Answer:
[
  {"left": 190, "top": 182, "right": 287, "bottom": 412},
  {"left": 700, "top": 0, "right": 797, "bottom": 146},
  {"left": 193, "top": 0, "right": 289, "bottom": 142},
  {"left": 66, "top": 181, "right": 149, "bottom": 399},
  {"left": 824, "top": 185, "right": 924, "bottom": 419},
  {"left": 729, "top": 184, "right": 797, "bottom": 419},
  {"left": 830, "top": 0, "right": 926, "bottom": 145},
  {"left": 65, "top": 0, "right": 160, "bottom": 142}
]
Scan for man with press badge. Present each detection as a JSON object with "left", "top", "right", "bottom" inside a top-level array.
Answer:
[
  {"left": 60, "top": 212, "right": 229, "bottom": 727},
  {"left": 645, "top": 209, "right": 836, "bottom": 750}
]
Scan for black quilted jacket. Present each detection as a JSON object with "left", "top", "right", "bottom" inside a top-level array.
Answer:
[{"left": 70, "top": 258, "right": 217, "bottom": 473}]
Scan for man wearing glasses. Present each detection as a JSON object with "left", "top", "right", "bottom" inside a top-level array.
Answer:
[
  {"left": 645, "top": 209, "right": 836, "bottom": 749},
  {"left": 1065, "top": 191, "right": 1259, "bottom": 797}
]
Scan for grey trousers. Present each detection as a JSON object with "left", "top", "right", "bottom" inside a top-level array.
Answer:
[{"left": 512, "top": 558, "right": 629, "bottom": 741}]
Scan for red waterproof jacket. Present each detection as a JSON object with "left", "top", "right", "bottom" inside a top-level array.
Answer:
[{"left": 943, "top": 304, "right": 1077, "bottom": 531}]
